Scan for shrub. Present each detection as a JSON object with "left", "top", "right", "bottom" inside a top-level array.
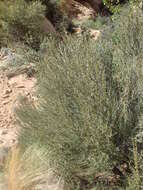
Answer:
[
  {"left": 35, "top": 0, "right": 71, "bottom": 33},
  {"left": 4, "top": 145, "right": 63, "bottom": 190},
  {"left": 0, "top": 1, "right": 10, "bottom": 47},
  {"left": 17, "top": 36, "right": 113, "bottom": 189},
  {"left": 16, "top": 4, "right": 143, "bottom": 190},
  {"left": 103, "top": 0, "right": 124, "bottom": 14},
  {"left": 103, "top": 0, "right": 142, "bottom": 14},
  {"left": 0, "top": 0, "right": 72, "bottom": 46},
  {"left": 0, "top": 0, "right": 46, "bottom": 48},
  {"left": 78, "top": 16, "right": 111, "bottom": 31},
  {"left": 126, "top": 141, "right": 143, "bottom": 190},
  {"left": 0, "top": 44, "right": 39, "bottom": 78},
  {"left": 0, "top": 23, "right": 8, "bottom": 48}
]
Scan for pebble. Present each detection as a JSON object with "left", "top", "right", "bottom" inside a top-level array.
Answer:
[
  {"left": 3, "top": 101, "right": 10, "bottom": 105},
  {"left": 17, "top": 85, "right": 25, "bottom": 88},
  {"left": 25, "top": 91, "right": 30, "bottom": 96},
  {"left": 0, "top": 140, "right": 3, "bottom": 144},
  {"left": 2, "top": 95, "right": 9, "bottom": 98},
  {"left": 1, "top": 130, "right": 8, "bottom": 135},
  {"left": 5, "top": 89, "right": 12, "bottom": 94},
  {"left": 10, "top": 139, "right": 16, "bottom": 144}
]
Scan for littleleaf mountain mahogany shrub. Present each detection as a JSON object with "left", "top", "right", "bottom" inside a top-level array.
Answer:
[{"left": 16, "top": 5, "right": 143, "bottom": 190}]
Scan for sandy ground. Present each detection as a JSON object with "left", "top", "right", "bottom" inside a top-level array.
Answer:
[{"left": 0, "top": 71, "right": 36, "bottom": 148}]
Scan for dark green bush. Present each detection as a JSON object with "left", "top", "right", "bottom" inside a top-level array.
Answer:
[{"left": 16, "top": 4, "right": 143, "bottom": 190}]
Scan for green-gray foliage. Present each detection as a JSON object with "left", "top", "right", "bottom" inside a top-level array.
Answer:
[
  {"left": 0, "top": 0, "right": 46, "bottom": 48},
  {"left": 78, "top": 16, "right": 111, "bottom": 31},
  {"left": 17, "top": 36, "right": 113, "bottom": 189},
  {"left": 16, "top": 4, "right": 143, "bottom": 190}
]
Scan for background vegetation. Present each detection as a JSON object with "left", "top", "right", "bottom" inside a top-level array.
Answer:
[
  {"left": 15, "top": 3, "right": 143, "bottom": 190},
  {"left": 0, "top": 0, "right": 143, "bottom": 190}
]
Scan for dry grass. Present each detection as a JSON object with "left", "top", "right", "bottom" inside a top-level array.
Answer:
[{"left": 4, "top": 145, "right": 64, "bottom": 190}]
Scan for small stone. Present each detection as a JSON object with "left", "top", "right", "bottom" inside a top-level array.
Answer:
[
  {"left": 11, "top": 139, "right": 16, "bottom": 144},
  {"left": 25, "top": 91, "right": 30, "bottom": 96},
  {"left": 0, "top": 140, "right": 4, "bottom": 144},
  {"left": 1, "top": 130, "right": 8, "bottom": 135},
  {"left": 5, "top": 89, "right": 12, "bottom": 94},
  {"left": 17, "top": 85, "right": 25, "bottom": 88},
  {"left": 2, "top": 94, "right": 9, "bottom": 98},
  {"left": 3, "top": 101, "right": 9, "bottom": 105}
]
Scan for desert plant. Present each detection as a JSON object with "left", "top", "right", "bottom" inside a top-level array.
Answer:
[
  {"left": 126, "top": 141, "right": 143, "bottom": 190},
  {"left": 0, "top": 44, "right": 39, "bottom": 78},
  {"left": 0, "top": 1, "right": 10, "bottom": 47},
  {"left": 16, "top": 4, "right": 143, "bottom": 190},
  {"left": 79, "top": 16, "right": 111, "bottom": 31},
  {"left": 17, "top": 36, "right": 113, "bottom": 189},
  {"left": 103, "top": 0, "right": 123, "bottom": 14},
  {"left": 34, "top": 0, "right": 71, "bottom": 33},
  {"left": 0, "top": 0, "right": 46, "bottom": 48},
  {"left": 4, "top": 145, "right": 63, "bottom": 190},
  {"left": 0, "top": 25, "right": 7, "bottom": 47}
]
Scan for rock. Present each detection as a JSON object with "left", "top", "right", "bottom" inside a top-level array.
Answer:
[
  {"left": 25, "top": 91, "right": 30, "bottom": 96},
  {"left": 0, "top": 141, "right": 3, "bottom": 145},
  {"left": 41, "top": 17, "right": 62, "bottom": 40},
  {"left": 65, "top": 0, "right": 95, "bottom": 20},
  {"left": 10, "top": 139, "right": 16, "bottom": 144},
  {"left": 2, "top": 95, "right": 9, "bottom": 98},
  {"left": 76, "top": 0, "right": 102, "bottom": 13},
  {"left": 2, "top": 101, "right": 10, "bottom": 105},
  {"left": 5, "top": 89, "right": 12, "bottom": 94},
  {"left": 89, "top": 29, "right": 100, "bottom": 40},
  {"left": 41, "top": 18, "right": 57, "bottom": 34},
  {"left": 1, "top": 130, "right": 8, "bottom": 135},
  {"left": 17, "top": 85, "right": 25, "bottom": 88}
]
